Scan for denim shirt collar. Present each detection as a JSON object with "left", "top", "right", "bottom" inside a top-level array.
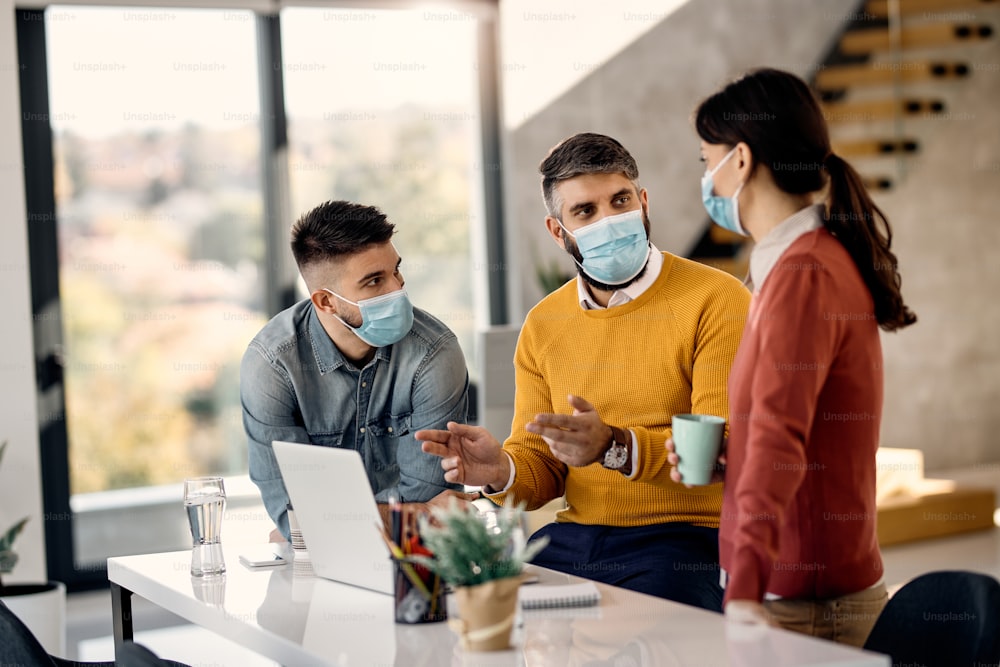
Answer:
[{"left": 306, "top": 305, "right": 391, "bottom": 374}]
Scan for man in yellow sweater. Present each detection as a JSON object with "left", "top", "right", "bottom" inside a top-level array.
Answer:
[{"left": 417, "top": 133, "right": 749, "bottom": 611}]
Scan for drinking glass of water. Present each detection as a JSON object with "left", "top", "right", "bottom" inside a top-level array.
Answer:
[
  {"left": 478, "top": 504, "right": 529, "bottom": 560},
  {"left": 183, "top": 476, "right": 226, "bottom": 577}
]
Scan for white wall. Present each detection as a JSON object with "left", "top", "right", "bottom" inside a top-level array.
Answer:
[{"left": 0, "top": 0, "right": 48, "bottom": 583}]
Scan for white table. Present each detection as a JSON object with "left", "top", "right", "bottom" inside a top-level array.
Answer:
[{"left": 107, "top": 545, "right": 890, "bottom": 666}]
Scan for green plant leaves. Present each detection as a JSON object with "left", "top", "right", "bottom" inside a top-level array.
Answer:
[
  {"left": 411, "top": 501, "right": 549, "bottom": 588},
  {"left": 0, "top": 517, "right": 28, "bottom": 576},
  {"left": 1, "top": 440, "right": 31, "bottom": 577}
]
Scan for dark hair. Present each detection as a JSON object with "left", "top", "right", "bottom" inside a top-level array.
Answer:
[
  {"left": 539, "top": 132, "right": 640, "bottom": 219},
  {"left": 290, "top": 200, "right": 395, "bottom": 270},
  {"left": 695, "top": 68, "right": 916, "bottom": 332}
]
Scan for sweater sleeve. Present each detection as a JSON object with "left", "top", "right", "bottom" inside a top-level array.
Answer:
[
  {"left": 490, "top": 315, "right": 568, "bottom": 510},
  {"left": 631, "top": 276, "right": 750, "bottom": 483},
  {"left": 725, "top": 263, "right": 840, "bottom": 603}
]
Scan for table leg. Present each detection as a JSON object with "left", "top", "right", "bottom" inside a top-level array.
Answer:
[{"left": 111, "top": 582, "right": 134, "bottom": 657}]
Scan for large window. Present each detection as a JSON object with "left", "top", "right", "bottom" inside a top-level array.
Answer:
[
  {"left": 21, "top": 2, "right": 502, "bottom": 586},
  {"left": 281, "top": 7, "right": 482, "bottom": 362},
  {"left": 47, "top": 6, "right": 265, "bottom": 496},
  {"left": 42, "top": 6, "right": 266, "bottom": 568}
]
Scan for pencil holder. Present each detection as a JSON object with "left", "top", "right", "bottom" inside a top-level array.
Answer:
[{"left": 393, "top": 558, "right": 447, "bottom": 624}]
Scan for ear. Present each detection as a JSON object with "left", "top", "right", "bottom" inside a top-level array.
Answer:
[
  {"left": 544, "top": 215, "right": 567, "bottom": 249},
  {"left": 639, "top": 188, "right": 649, "bottom": 214},
  {"left": 734, "top": 142, "right": 754, "bottom": 178},
  {"left": 311, "top": 289, "right": 338, "bottom": 314}
]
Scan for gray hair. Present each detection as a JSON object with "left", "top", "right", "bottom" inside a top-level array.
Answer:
[{"left": 539, "top": 132, "right": 640, "bottom": 219}]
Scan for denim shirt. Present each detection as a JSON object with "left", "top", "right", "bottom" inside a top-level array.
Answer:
[{"left": 241, "top": 299, "right": 468, "bottom": 539}]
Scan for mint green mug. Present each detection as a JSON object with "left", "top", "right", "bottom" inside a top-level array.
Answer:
[{"left": 672, "top": 414, "right": 726, "bottom": 485}]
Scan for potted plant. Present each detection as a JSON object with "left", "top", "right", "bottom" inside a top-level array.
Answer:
[
  {"left": 411, "top": 501, "right": 548, "bottom": 652},
  {"left": 0, "top": 440, "right": 67, "bottom": 657},
  {"left": 535, "top": 257, "right": 574, "bottom": 295}
]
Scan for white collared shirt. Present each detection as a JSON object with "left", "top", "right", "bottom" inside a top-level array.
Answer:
[
  {"left": 749, "top": 204, "right": 824, "bottom": 292},
  {"left": 577, "top": 243, "right": 664, "bottom": 309}
]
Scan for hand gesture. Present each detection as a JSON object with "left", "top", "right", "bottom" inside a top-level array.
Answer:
[
  {"left": 417, "top": 422, "right": 509, "bottom": 489},
  {"left": 526, "top": 394, "right": 614, "bottom": 467}
]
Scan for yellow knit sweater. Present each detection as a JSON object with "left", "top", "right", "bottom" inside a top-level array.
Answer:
[{"left": 494, "top": 252, "right": 750, "bottom": 528}]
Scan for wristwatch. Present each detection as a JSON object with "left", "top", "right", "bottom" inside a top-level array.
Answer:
[{"left": 601, "top": 426, "right": 631, "bottom": 471}]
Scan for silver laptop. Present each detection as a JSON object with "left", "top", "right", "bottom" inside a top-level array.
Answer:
[{"left": 272, "top": 440, "right": 393, "bottom": 595}]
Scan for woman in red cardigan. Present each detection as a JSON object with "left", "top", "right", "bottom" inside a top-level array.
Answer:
[{"left": 668, "top": 68, "right": 916, "bottom": 647}]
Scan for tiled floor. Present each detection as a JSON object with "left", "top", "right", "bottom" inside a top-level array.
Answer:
[{"left": 62, "top": 525, "right": 1000, "bottom": 664}]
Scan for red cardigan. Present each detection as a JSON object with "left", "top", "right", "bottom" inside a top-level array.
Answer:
[{"left": 719, "top": 228, "right": 884, "bottom": 603}]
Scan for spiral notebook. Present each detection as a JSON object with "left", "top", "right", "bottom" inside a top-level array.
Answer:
[{"left": 519, "top": 581, "right": 602, "bottom": 609}]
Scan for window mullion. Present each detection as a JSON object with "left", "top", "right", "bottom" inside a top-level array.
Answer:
[{"left": 257, "top": 12, "right": 298, "bottom": 316}]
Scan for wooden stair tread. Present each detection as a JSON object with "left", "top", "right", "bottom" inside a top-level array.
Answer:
[
  {"left": 815, "top": 61, "right": 970, "bottom": 90},
  {"left": 691, "top": 256, "right": 749, "bottom": 280},
  {"left": 832, "top": 138, "right": 920, "bottom": 157},
  {"left": 877, "top": 486, "right": 996, "bottom": 546},
  {"left": 865, "top": 0, "right": 999, "bottom": 19},
  {"left": 822, "top": 98, "right": 946, "bottom": 122},
  {"left": 861, "top": 175, "right": 895, "bottom": 191},
  {"left": 708, "top": 224, "right": 751, "bottom": 245},
  {"left": 840, "top": 22, "right": 993, "bottom": 55}
]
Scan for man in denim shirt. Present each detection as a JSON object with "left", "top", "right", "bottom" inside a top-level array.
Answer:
[{"left": 241, "top": 200, "right": 475, "bottom": 540}]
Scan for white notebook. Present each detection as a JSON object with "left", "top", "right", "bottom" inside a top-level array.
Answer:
[{"left": 519, "top": 581, "right": 602, "bottom": 609}]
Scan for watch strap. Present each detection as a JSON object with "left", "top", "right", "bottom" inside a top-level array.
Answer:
[{"left": 609, "top": 426, "right": 630, "bottom": 449}]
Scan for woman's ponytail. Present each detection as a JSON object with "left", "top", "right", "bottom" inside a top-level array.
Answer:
[
  {"left": 696, "top": 68, "right": 917, "bottom": 331},
  {"left": 824, "top": 153, "right": 917, "bottom": 332}
]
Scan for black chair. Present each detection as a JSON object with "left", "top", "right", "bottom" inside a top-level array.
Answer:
[
  {"left": 863, "top": 570, "right": 1000, "bottom": 667},
  {"left": 0, "top": 597, "right": 188, "bottom": 667}
]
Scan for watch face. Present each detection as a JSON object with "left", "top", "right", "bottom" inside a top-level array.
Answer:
[{"left": 604, "top": 444, "right": 628, "bottom": 469}]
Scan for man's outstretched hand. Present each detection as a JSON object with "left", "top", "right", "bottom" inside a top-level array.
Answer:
[
  {"left": 417, "top": 422, "right": 510, "bottom": 490},
  {"left": 527, "top": 394, "right": 614, "bottom": 467}
]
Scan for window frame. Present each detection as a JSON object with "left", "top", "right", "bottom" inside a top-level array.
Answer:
[{"left": 17, "top": 0, "right": 505, "bottom": 590}]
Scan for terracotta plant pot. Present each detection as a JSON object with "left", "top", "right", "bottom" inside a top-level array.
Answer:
[{"left": 451, "top": 576, "right": 521, "bottom": 651}]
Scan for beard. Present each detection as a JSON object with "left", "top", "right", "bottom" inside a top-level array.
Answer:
[
  {"left": 335, "top": 304, "right": 364, "bottom": 329},
  {"left": 563, "top": 208, "right": 652, "bottom": 292}
]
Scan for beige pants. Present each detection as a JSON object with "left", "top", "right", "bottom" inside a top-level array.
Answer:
[{"left": 763, "top": 583, "right": 888, "bottom": 648}]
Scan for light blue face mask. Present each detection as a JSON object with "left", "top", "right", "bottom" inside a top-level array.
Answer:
[
  {"left": 324, "top": 287, "right": 414, "bottom": 348},
  {"left": 701, "top": 146, "right": 749, "bottom": 237},
  {"left": 558, "top": 208, "right": 649, "bottom": 286}
]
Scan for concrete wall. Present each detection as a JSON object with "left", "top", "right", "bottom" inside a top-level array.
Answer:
[
  {"left": 867, "top": 5, "right": 1000, "bottom": 470},
  {"left": 0, "top": 0, "right": 48, "bottom": 584},
  {"left": 500, "top": 0, "right": 1000, "bottom": 470},
  {"left": 501, "top": 0, "right": 858, "bottom": 316}
]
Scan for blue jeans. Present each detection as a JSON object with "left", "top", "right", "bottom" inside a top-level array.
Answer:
[{"left": 528, "top": 522, "right": 723, "bottom": 612}]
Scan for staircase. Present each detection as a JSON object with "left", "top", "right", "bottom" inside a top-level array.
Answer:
[{"left": 688, "top": 0, "right": 997, "bottom": 280}]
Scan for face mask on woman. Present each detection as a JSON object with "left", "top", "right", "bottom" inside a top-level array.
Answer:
[
  {"left": 701, "top": 146, "right": 749, "bottom": 237},
  {"left": 558, "top": 208, "right": 649, "bottom": 285}
]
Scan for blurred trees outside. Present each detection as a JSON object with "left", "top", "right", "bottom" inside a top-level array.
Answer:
[{"left": 54, "top": 109, "right": 474, "bottom": 494}]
